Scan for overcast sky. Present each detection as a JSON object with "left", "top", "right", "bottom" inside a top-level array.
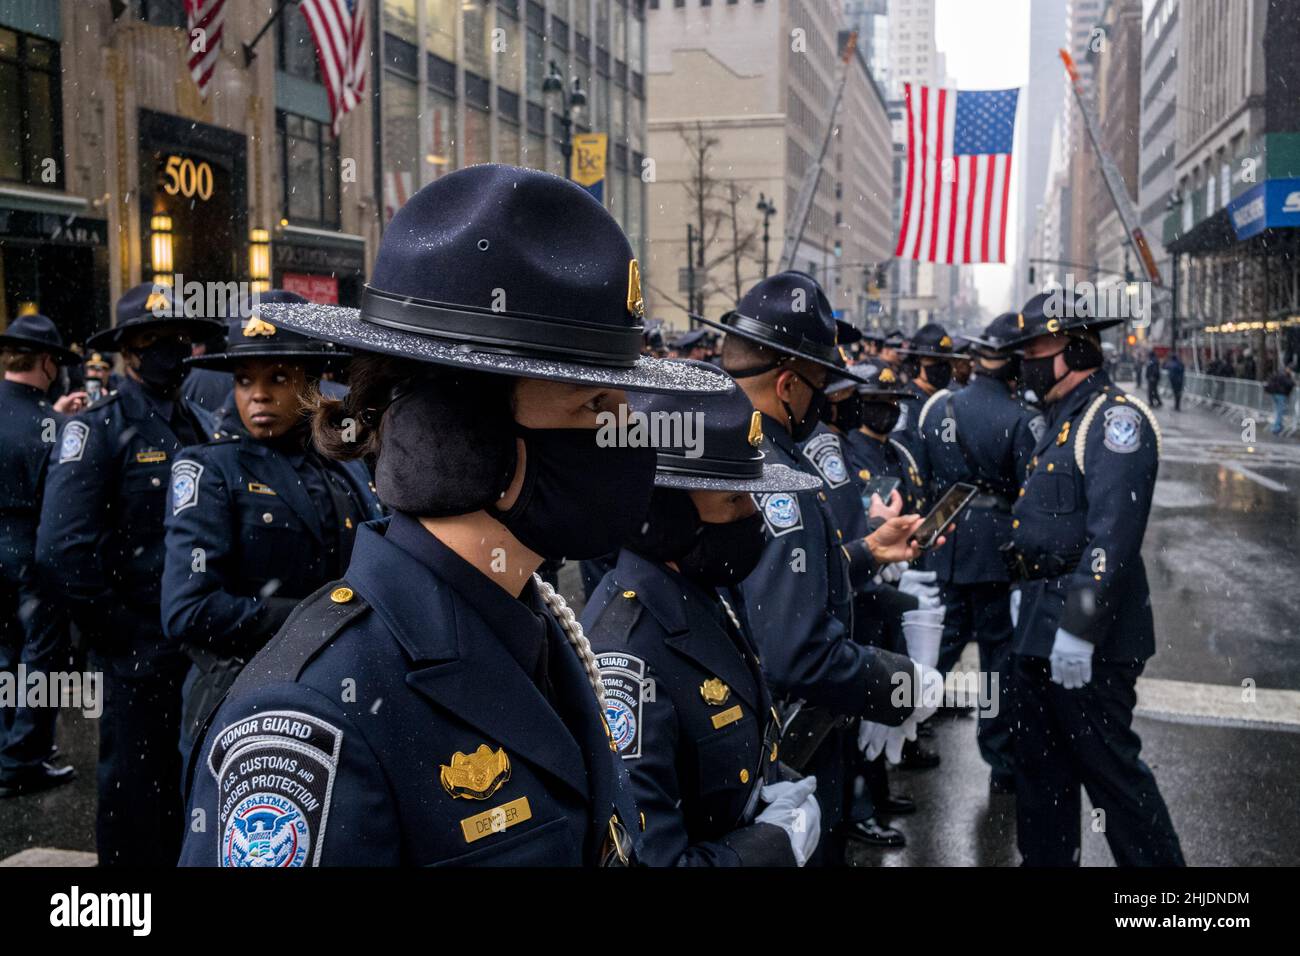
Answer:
[{"left": 934, "top": 0, "right": 1031, "bottom": 315}]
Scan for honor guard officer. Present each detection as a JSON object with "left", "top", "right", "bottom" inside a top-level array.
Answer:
[
  {"left": 162, "top": 291, "right": 383, "bottom": 759},
  {"left": 178, "top": 165, "right": 731, "bottom": 867},
  {"left": 878, "top": 329, "right": 907, "bottom": 372},
  {"left": 916, "top": 313, "right": 1044, "bottom": 793},
  {"left": 36, "top": 283, "right": 222, "bottom": 866},
  {"left": 582, "top": 370, "right": 823, "bottom": 866},
  {"left": 0, "top": 315, "right": 87, "bottom": 797},
  {"left": 950, "top": 336, "right": 974, "bottom": 389},
  {"left": 697, "top": 271, "right": 937, "bottom": 863},
  {"left": 843, "top": 359, "right": 928, "bottom": 515},
  {"left": 893, "top": 323, "right": 955, "bottom": 457},
  {"left": 1005, "top": 292, "right": 1184, "bottom": 866}
]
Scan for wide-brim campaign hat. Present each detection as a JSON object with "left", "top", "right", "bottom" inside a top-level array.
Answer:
[
  {"left": 964, "top": 312, "right": 1025, "bottom": 356},
  {"left": 853, "top": 357, "right": 912, "bottom": 400},
  {"left": 632, "top": 362, "right": 822, "bottom": 494},
  {"left": 186, "top": 290, "right": 351, "bottom": 371},
  {"left": 692, "top": 271, "right": 870, "bottom": 384},
  {"left": 1002, "top": 291, "right": 1125, "bottom": 349},
  {"left": 259, "top": 165, "right": 727, "bottom": 396},
  {"left": 86, "top": 282, "right": 224, "bottom": 352},
  {"left": 897, "top": 322, "right": 957, "bottom": 360},
  {"left": 0, "top": 313, "right": 80, "bottom": 365}
]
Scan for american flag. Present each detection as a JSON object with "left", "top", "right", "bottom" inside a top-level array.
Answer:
[
  {"left": 894, "top": 85, "right": 1020, "bottom": 264},
  {"left": 184, "top": 0, "right": 226, "bottom": 99},
  {"left": 300, "top": 0, "right": 369, "bottom": 135}
]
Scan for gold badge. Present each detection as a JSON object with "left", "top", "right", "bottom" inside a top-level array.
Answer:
[
  {"left": 440, "top": 744, "right": 511, "bottom": 800},
  {"left": 243, "top": 316, "right": 277, "bottom": 337},
  {"left": 747, "top": 410, "right": 764, "bottom": 447},
  {"left": 700, "top": 678, "right": 731, "bottom": 706},
  {"left": 247, "top": 481, "right": 276, "bottom": 495},
  {"left": 1046, "top": 318, "right": 1062, "bottom": 333},
  {"left": 144, "top": 291, "right": 170, "bottom": 313},
  {"left": 711, "top": 705, "right": 743, "bottom": 730},
  {"left": 135, "top": 450, "right": 166, "bottom": 464},
  {"left": 939, "top": 335, "right": 952, "bottom": 349},
  {"left": 460, "top": 796, "right": 532, "bottom": 844},
  {"left": 626, "top": 259, "right": 644, "bottom": 320},
  {"left": 879, "top": 368, "right": 896, "bottom": 384},
  {"left": 1016, "top": 312, "right": 1025, "bottom": 329},
  {"left": 1056, "top": 421, "right": 1071, "bottom": 446}
]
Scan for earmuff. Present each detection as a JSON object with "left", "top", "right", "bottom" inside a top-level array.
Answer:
[{"left": 1062, "top": 333, "right": 1104, "bottom": 371}]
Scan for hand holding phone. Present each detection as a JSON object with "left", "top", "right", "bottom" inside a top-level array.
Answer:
[{"left": 909, "top": 482, "right": 979, "bottom": 550}]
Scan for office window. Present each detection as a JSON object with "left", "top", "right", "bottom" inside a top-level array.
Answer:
[
  {"left": 527, "top": 26, "right": 546, "bottom": 102},
  {"left": 575, "top": 0, "right": 592, "bottom": 37},
  {"left": 426, "top": 0, "right": 457, "bottom": 60},
  {"left": 427, "top": 87, "right": 457, "bottom": 178},
  {"left": 465, "top": 106, "right": 491, "bottom": 166},
  {"left": 499, "top": 118, "right": 521, "bottom": 164},
  {"left": 384, "top": 0, "right": 417, "bottom": 44},
  {"left": 139, "top": 0, "right": 186, "bottom": 27},
  {"left": 0, "top": 28, "right": 62, "bottom": 187},
  {"left": 280, "top": 1, "right": 325, "bottom": 84},
  {"left": 279, "top": 111, "right": 340, "bottom": 228},
  {"left": 497, "top": 7, "right": 522, "bottom": 91},
  {"left": 629, "top": 10, "right": 643, "bottom": 73},
  {"left": 463, "top": 0, "right": 490, "bottom": 72}
]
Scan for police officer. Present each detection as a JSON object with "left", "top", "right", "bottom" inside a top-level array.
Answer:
[
  {"left": 917, "top": 312, "right": 1044, "bottom": 793},
  {"left": 183, "top": 326, "right": 234, "bottom": 412},
  {"left": 695, "top": 271, "right": 939, "bottom": 863},
  {"left": 82, "top": 351, "right": 119, "bottom": 402},
  {"left": 879, "top": 329, "right": 907, "bottom": 373},
  {"left": 672, "top": 327, "right": 718, "bottom": 362},
  {"left": 1005, "top": 291, "right": 1184, "bottom": 866},
  {"left": 893, "top": 322, "right": 955, "bottom": 457},
  {"left": 162, "top": 291, "right": 383, "bottom": 760},
  {"left": 950, "top": 336, "right": 974, "bottom": 389},
  {"left": 0, "top": 315, "right": 86, "bottom": 796},
  {"left": 36, "top": 284, "right": 221, "bottom": 865},
  {"left": 843, "top": 358, "right": 927, "bottom": 516},
  {"left": 178, "top": 164, "right": 731, "bottom": 867},
  {"left": 582, "top": 370, "right": 823, "bottom": 866}
]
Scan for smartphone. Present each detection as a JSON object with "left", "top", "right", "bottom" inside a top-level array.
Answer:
[
  {"left": 861, "top": 476, "right": 901, "bottom": 508},
  {"left": 909, "top": 482, "right": 979, "bottom": 550}
]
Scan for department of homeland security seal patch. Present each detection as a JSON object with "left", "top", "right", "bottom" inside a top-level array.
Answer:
[
  {"left": 597, "top": 653, "right": 646, "bottom": 759},
  {"left": 757, "top": 492, "right": 803, "bottom": 537},
  {"left": 1102, "top": 405, "right": 1142, "bottom": 454},
  {"left": 58, "top": 421, "right": 89, "bottom": 464},
  {"left": 171, "top": 459, "right": 203, "bottom": 515},
  {"left": 223, "top": 792, "right": 311, "bottom": 867},
  {"left": 802, "top": 432, "right": 849, "bottom": 488}
]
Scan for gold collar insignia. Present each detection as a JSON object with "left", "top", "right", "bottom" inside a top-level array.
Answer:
[
  {"left": 700, "top": 678, "right": 731, "bottom": 706},
  {"left": 440, "top": 744, "right": 511, "bottom": 800}
]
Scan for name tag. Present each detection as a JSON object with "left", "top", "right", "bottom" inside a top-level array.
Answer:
[
  {"left": 136, "top": 450, "right": 167, "bottom": 464},
  {"left": 460, "top": 796, "right": 532, "bottom": 844},
  {"left": 711, "top": 705, "right": 743, "bottom": 730},
  {"left": 247, "top": 482, "right": 277, "bottom": 495}
]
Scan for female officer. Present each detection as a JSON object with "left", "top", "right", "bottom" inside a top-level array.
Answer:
[
  {"left": 178, "top": 165, "right": 729, "bottom": 867},
  {"left": 162, "top": 290, "right": 383, "bottom": 758},
  {"left": 581, "top": 371, "right": 823, "bottom": 866},
  {"left": 843, "top": 358, "right": 929, "bottom": 515}
]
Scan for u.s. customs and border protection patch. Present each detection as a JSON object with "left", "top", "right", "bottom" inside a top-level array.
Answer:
[
  {"left": 207, "top": 710, "right": 343, "bottom": 867},
  {"left": 756, "top": 492, "right": 803, "bottom": 537},
  {"left": 1102, "top": 405, "right": 1142, "bottom": 454},
  {"left": 171, "top": 459, "right": 203, "bottom": 515},
  {"left": 802, "top": 432, "right": 849, "bottom": 488},
  {"left": 58, "top": 421, "right": 89, "bottom": 464},
  {"left": 597, "top": 652, "right": 646, "bottom": 759}
]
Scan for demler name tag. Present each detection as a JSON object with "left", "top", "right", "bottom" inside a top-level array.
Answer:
[{"left": 460, "top": 796, "right": 532, "bottom": 844}]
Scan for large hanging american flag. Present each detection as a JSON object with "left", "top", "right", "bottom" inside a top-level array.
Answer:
[
  {"left": 184, "top": 0, "right": 227, "bottom": 99},
  {"left": 300, "top": 0, "right": 369, "bottom": 135},
  {"left": 894, "top": 84, "right": 1020, "bottom": 264}
]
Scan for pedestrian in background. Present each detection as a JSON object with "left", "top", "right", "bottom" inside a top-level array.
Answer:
[
  {"left": 1145, "top": 351, "right": 1162, "bottom": 408},
  {"left": 1264, "top": 364, "right": 1295, "bottom": 435},
  {"left": 1163, "top": 353, "right": 1185, "bottom": 412}
]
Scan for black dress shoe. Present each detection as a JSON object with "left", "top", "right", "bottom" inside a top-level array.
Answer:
[
  {"left": 0, "top": 762, "right": 76, "bottom": 798},
  {"left": 877, "top": 794, "right": 917, "bottom": 815},
  {"left": 897, "top": 740, "right": 941, "bottom": 770},
  {"left": 843, "top": 817, "right": 906, "bottom": 848},
  {"left": 989, "top": 774, "right": 1016, "bottom": 795}
]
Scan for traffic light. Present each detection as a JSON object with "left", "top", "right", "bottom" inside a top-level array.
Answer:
[{"left": 1126, "top": 334, "right": 1138, "bottom": 347}]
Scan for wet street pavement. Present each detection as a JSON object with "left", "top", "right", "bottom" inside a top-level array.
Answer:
[{"left": 4, "top": 392, "right": 1298, "bottom": 866}]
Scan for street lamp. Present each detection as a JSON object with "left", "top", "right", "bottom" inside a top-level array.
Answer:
[
  {"left": 756, "top": 193, "right": 777, "bottom": 278},
  {"left": 543, "top": 60, "right": 586, "bottom": 181}
]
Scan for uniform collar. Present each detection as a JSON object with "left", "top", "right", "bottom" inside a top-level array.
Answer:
[
  {"left": 0, "top": 379, "right": 47, "bottom": 403},
  {"left": 1048, "top": 369, "right": 1109, "bottom": 426},
  {"left": 611, "top": 548, "right": 692, "bottom": 636},
  {"left": 759, "top": 411, "right": 798, "bottom": 460}
]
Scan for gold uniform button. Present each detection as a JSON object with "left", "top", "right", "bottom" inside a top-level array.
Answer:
[
  {"left": 330, "top": 586, "right": 354, "bottom": 604},
  {"left": 770, "top": 742, "right": 779, "bottom": 762},
  {"left": 836, "top": 529, "right": 843, "bottom": 540},
  {"left": 817, "top": 492, "right": 827, "bottom": 502},
  {"left": 262, "top": 512, "right": 273, "bottom": 523},
  {"left": 1012, "top": 519, "right": 1020, "bottom": 529},
  {"left": 622, "top": 590, "right": 636, "bottom": 599},
  {"left": 1047, "top": 463, "right": 1054, "bottom": 472},
  {"left": 150, "top": 477, "right": 161, "bottom": 487},
  {"left": 739, "top": 769, "right": 750, "bottom": 784},
  {"left": 1019, "top": 488, "right": 1026, "bottom": 497},
  {"left": 345, "top": 517, "right": 353, "bottom": 529}
]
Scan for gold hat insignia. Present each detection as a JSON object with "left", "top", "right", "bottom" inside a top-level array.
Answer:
[
  {"left": 144, "top": 292, "right": 170, "bottom": 313},
  {"left": 700, "top": 678, "right": 731, "bottom": 706},
  {"left": 747, "top": 410, "right": 764, "bottom": 447},
  {"left": 879, "top": 368, "right": 896, "bottom": 384},
  {"left": 627, "top": 259, "right": 645, "bottom": 320},
  {"left": 243, "top": 316, "right": 277, "bottom": 338},
  {"left": 939, "top": 335, "right": 952, "bottom": 348},
  {"left": 1016, "top": 312, "right": 1025, "bottom": 329},
  {"left": 439, "top": 744, "right": 511, "bottom": 800}
]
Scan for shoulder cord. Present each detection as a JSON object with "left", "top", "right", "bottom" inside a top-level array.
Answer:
[
  {"left": 717, "top": 593, "right": 744, "bottom": 633},
  {"left": 888, "top": 436, "right": 921, "bottom": 476},
  {"left": 917, "top": 388, "right": 951, "bottom": 431},
  {"left": 533, "top": 574, "right": 606, "bottom": 712},
  {"left": 1074, "top": 392, "right": 1163, "bottom": 474}
]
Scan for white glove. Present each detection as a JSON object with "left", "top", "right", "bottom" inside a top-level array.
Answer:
[
  {"left": 884, "top": 718, "right": 914, "bottom": 764},
  {"left": 1049, "top": 629, "right": 1094, "bottom": 689},
  {"left": 899, "top": 569, "right": 942, "bottom": 608},
  {"left": 909, "top": 661, "right": 943, "bottom": 726},
  {"left": 1009, "top": 588, "right": 1021, "bottom": 628},
  {"left": 756, "top": 777, "right": 821, "bottom": 866},
  {"left": 858, "top": 719, "right": 889, "bottom": 760},
  {"left": 902, "top": 609, "right": 944, "bottom": 669},
  {"left": 875, "top": 560, "right": 908, "bottom": 585}
]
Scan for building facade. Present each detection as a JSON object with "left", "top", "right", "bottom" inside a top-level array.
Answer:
[{"left": 1136, "top": 0, "right": 1179, "bottom": 335}]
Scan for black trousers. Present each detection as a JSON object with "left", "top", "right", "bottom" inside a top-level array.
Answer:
[
  {"left": 0, "top": 568, "right": 68, "bottom": 778},
  {"left": 1011, "top": 655, "right": 1184, "bottom": 867}
]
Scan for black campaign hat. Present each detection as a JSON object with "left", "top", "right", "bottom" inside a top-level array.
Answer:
[
  {"left": 854, "top": 357, "right": 911, "bottom": 400},
  {"left": 0, "top": 313, "right": 80, "bottom": 365},
  {"left": 258, "top": 164, "right": 727, "bottom": 395},
  {"left": 1002, "top": 290, "right": 1125, "bottom": 349},
  {"left": 898, "top": 322, "right": 956, "bottom": 360},
  {"left": 880, "top": 328, "right": 906, "bottom": 349},
  {"left": 186, "top": 290, "right": 351, "bottom": 371},
  {"left": 964, "top": 312, "right": 1024, "bottom": 355},
  {"left": 635, "top": 362, "right": 821, "bottom": 494},
  {"left": 672, "top": 327, "right": 716, "bottom": 351},
  {"left": 86, "top": 282, "right": 224, "bottom": 352},
  {"left": 694, "top": 271, "right": 869, "bottom": 383}
]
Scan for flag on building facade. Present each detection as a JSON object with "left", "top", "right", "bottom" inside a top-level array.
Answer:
[
  {"left": 184, "top": 0, "right": 226, "bottom": 99},
  {"left": 299, "top": 0, "right": 369, "bottom": 135},
  {"left": 894, "top": 84, "right": 1020, "bottom": 264}
]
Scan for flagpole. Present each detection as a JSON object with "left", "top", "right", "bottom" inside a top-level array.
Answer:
[
  {"left": 371, "top": 0, "right": 384, "bottom": 237},
  {"left": 242, "top": 0, "right": 294, "bottom": 67}
]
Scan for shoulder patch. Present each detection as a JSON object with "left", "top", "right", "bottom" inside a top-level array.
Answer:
[
  {"left": 207, "top": 709, "right": 343, "bottom": 867},
  {"left": 756, "top": 491, "right": 804, "bottom": 537},
  {"left": 58, "top": 421, "right": 89, "bottom": 464},
  {"left": 801, "top": 432, "right": 849, "bottom": 488},
  {"left": 171, "top": 459, "right": 204, "bottom": 515},
  {"left": 1027, "top": 414, "right": 1047, "bottom": 444},
  {"left": 1102, "top": 404, "right": 1143, "bottom": 454},
  {"left": 597, "top": 653, "right": 647, "bottom": 759}
]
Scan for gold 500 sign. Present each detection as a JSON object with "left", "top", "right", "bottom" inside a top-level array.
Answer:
[{"left": 161, "top": 155, "right": 215, "bottom": 200}]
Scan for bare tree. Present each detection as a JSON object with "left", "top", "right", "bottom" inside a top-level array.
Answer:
[{"left": 677, "top": 122, "right": 759, "bottom": 311}]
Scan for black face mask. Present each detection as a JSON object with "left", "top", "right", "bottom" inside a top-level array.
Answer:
[
  {"left": 135, "top": 338, "right": 191, "bottom": 393},
  {"left": 979, "top": 356, "right": 1020, "bottom": 383},
  {"left": 1020, "top": 354, "right": 1066, "bottom": 406},
  {"left": 784, "top": 372, "right": 827, "bottom": 443},
  {"left": 824, "top": 392, "right": 864, "bottom": 431},
  {"left": 921, "top": 362, "right": 952, "bottom": 391},
  {"left": 860, "top": 401, "right": 901, "bottom": 435},
  {"left": 678, "top": 511, "right": 766, "bottom": 589},
  {"left": 493, "top": 426, "right": 657, "bottom": 560}
]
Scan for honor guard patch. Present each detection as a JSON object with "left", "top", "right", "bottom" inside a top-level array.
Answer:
[
  {"left": 802, "top": 432, "right": 850, "bottom": 488},
  {"left": 171, "top": 460, "right": 204, "bottom": 515},
  {"left": 597, "top": 652, "right": 646, "bottom": 759},
  {"left": 1028, "top": 414, "right": 1047, "bottom": 444},
  {"left": 206, "top": 710, "right": 343, "bottom": 867},
  {"left": 58, "top": 421, "right": 89, "bottom": 464},
  {"left": 756, "top": 491, "right": 803, "bottom": 537},
  {"left": 1102, "top": 405, "right": 1142, "bottom": 454}
]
